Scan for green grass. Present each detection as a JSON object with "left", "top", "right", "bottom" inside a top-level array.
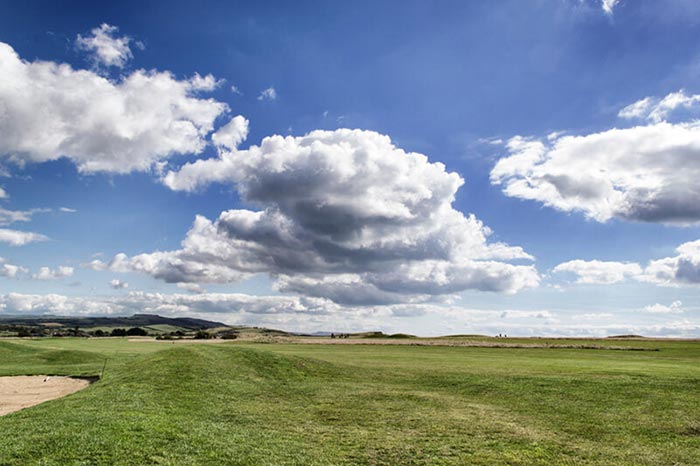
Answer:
[{"left": 0, "top": 338, "right": 699, "bottom": 464}]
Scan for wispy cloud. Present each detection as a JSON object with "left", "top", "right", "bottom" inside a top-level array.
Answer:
[
  {"left": 76, "top": 23, "right": 139, "bottom": 68},
  {"left": 0, "top": 229, "right": 48, "bottom": 246},
  {"left": 601, "top": 0, "right": 620, "bottom": 16},
  {"left": 257, "top": 86, "right": 277, "bottom": 101},
  {"left": 109, "top": 279, "right": 129, "bottom": 289}
]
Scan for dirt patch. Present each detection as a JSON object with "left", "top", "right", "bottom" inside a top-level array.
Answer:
[{"left": 0, "top": 376, "right": 90, "bottom": 416}]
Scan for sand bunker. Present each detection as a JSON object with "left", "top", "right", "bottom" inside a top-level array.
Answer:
[{"left": 0, "top": 376, "right": 90, "bottom": 416}]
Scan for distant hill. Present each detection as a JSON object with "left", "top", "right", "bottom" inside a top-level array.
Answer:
[{"left": 0, "top": 313, "right": 227, "bottom": 330}]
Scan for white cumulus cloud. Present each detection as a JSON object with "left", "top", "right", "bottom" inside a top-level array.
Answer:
[
  {"left": 32, "top": 266, "right": 74, "bottom": 280},
  {"left": 554, "top": 239, "right": 700, "bottom": 287},
  {"left": 491, "top": 91, "right": 700, "bottom": 225},
  {"left": 644, "top": 301, "right": 683, "bottom": 314},
  {"left": 0, "top": 258, "right": 27, "bottom": 278},
  {"left": 211, "top": 115, "right": 249, "bottom": 151},
  {"left": 108, "top": 129, "right": 539, "bottom": 304},
  {"left": 642, "top": 240, "right": 700, "bottom": 285},
  {"left": 0, "top": 41, "right": 230, "bottom": 174},
  {"left": 553, "top": 260, "right": 642, "bottom": 284}
]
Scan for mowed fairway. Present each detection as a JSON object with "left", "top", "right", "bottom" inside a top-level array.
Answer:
[{"left": 0, "top": 338, "right": 699, "bottom": 465}]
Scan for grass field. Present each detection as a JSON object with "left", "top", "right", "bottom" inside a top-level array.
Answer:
[{"left": 0, "top": 337, "right": 699, "bottom": 465}]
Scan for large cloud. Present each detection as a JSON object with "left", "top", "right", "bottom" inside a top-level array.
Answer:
[
  {"left": 554, "top": 239, "right": 700, "bottom": 287},
  {"left": 93, "top": 129, "right": 538, "bottom": 304},
  {"left": 491, "top": 91, "right": 700, "bottom": 225},
  {"left": 643, "top": 239, "right": 700, "bottom": 285},
  {"left": 553, "top": 260, "right": 642, "bottom": 285},
  {"left": 0, "top": 41, "right": 230, "bottom": 173}
]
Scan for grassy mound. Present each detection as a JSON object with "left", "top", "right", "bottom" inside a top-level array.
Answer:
[{"left": 0, "top": 341, "right": 102, "bottom": 377}]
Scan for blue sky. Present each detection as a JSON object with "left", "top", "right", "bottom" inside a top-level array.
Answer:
[{"left": 1, "top": 0, "right": 699, "bottom": 336}]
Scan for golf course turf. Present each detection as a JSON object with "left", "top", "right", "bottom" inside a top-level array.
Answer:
[{"left": 0, "top": 337, "right": 699, "bottom": 465}]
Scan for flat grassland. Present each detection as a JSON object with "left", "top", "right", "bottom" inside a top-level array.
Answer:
[{"left": 0, "top": 337, "right": 698, "bottom": 465}]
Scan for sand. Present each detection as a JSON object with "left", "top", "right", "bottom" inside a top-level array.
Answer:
[{"left": 0, "top": 375, "right": 90, "bottom": 416}]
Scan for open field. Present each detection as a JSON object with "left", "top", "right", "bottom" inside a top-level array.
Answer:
[{"left": 0, "top": 337, "right": 699, "bottom": 465}]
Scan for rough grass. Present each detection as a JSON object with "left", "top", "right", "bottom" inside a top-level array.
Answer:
[{"left": 0, "top": 338, "right": 698, "bottom": 464}]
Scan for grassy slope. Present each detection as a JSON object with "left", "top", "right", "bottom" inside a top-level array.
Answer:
[{"left": 0, "top": 338, "right": 698, "bottom": 465}]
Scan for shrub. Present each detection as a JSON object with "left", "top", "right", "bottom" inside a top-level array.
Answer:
[
  {"left": 194, "top": 330, "right": 214, "bottom": 339},
  {"left": 110, "top": 328, "right": 127, "bottom": 337}
]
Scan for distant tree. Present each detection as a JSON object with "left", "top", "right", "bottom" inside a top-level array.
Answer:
[
  {"left": 126, "top": 327, "right": 149, "bottom": 336},
  {"left": 93, "top": 329, "right": 106, "bottom": 337},
  {"left": 110, "top": 328, "right": 127, "bottom": 337},
  {"left": 194, "top": 330, "right": 213, "bottom": 339}
]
